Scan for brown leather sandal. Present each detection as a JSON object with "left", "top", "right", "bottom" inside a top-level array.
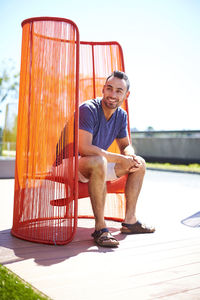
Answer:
[
  {"left": 92, "top": 228, "right": 119, "bottom": 248},
  {"left": 120, "top": 221, "right": 155, "bottom": 234}
]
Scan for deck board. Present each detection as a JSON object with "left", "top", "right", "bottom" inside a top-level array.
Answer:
[{"left": 0, "top": 171, "right": 200, "bottom": 299}]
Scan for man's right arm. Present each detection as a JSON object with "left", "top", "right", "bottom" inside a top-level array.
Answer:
[{"left": 79, "top": 129, "right": 104, "bottom": 157}]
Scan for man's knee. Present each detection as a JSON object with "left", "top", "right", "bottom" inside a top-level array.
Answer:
[
  {"left": 91, "top": 156, "right": 107, "bottom": 173},
  {"left": 137, "top": 156, "right": 146, "bottom": 173},
  {"left": 79, "top": 155, "right": 107, "bottom": 178}
]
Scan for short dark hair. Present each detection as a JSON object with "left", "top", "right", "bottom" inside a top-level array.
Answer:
[{"left": 106, "top": 70, "right": 130, "bottom": 91}]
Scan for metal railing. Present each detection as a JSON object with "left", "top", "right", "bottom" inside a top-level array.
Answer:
[{"left": 131, "top": 130, "right": 200, "bottom": 138}]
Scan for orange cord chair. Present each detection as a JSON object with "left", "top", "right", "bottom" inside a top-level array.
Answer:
[{"left": 12, "top": 17, "right": 130, "bottom": 245}]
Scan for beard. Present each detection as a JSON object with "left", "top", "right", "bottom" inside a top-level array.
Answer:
[{"left": 103, "top": 97, "right": 119, "bottom": 109}]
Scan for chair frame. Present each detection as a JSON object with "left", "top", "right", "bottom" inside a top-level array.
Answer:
[{"left": 12, "top": 17, "right": 130, "bottom": 245}]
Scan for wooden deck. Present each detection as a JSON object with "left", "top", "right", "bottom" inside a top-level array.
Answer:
[{"left": 0, "top": 170, "right": 200, "bottom": 300}]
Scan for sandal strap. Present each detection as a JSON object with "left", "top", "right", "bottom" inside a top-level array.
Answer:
[
  {"left": 121, "top": 221, "right": 155, "bottom": 234},
  {"left": 98, "top": 232, "right": 117, "bottom": 242},
  {"left": 91, "top": 228, "right": 109, "bottom": 239},
  {"left": 122, "top": 221, "right": 150, "bottom": 229},
  {"left": 121, "top": 221, "right": 141, "bottom": 228}
]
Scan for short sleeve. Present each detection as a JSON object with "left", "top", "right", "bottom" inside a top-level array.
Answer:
[
  {"left": 116, "top": 112, "right": 128, "bottom": 139},
  {"left": 79, "top": 104, "right": 94, "bottom": 134}
]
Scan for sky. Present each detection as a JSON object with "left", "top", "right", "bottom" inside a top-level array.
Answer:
[{"left": 0, "top": 0, "right": 200, "bottom": 130}]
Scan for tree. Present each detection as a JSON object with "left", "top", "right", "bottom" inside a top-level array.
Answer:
[
  {"left": 146, "top": 126, "right": 154, "bottom": 131},
  {"left": 0, "top": 59, "right": 19, "bottom": 109},
  {"left": 0, "top": 59, "right": 19, "bottom": 155}
]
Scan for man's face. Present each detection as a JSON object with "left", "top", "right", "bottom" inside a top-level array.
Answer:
[{"left": 102, "top": 76, "right": 130, "bottom": 110}]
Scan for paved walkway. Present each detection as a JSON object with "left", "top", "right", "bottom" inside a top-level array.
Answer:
[{"left": 0, "top": 170, "right": 200, "bottom": 299}]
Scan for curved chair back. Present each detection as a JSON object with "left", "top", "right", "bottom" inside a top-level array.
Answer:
[
  {"left": 77, "top": 41, "right": 130, "bottom": 222},
  {"left": 12, "top": 17, "right": 80, "bottom": 245}
]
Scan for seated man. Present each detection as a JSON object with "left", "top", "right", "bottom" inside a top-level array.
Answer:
[{"left": 78, "top": 70, "right": 155, "bottom": 247}]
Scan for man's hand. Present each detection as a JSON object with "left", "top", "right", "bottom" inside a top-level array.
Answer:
[
  {"left": 118, "top": 155, "right": 141, "bottom": 173},
  {"left": 127, "top": 155, "right": 143, "bottom": 172}
]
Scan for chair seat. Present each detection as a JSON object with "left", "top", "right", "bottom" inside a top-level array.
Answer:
[{"left": 50, "top": 175, "right": 127, "bottom": 206}]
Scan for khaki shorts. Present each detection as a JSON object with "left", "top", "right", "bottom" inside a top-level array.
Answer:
[
  {"left": 52, "top": 158, "right": 117, "bottom": 183},
  {"left": 78, "top": 161, "right": 117, "bottom": 183}
]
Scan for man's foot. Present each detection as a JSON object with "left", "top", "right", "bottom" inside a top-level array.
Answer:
[
  {"left": 120, "top": 221, "right": 155, "bottom": 234},
  {"left": 92, "top": 228, "right": 119, "bottom": 248}
]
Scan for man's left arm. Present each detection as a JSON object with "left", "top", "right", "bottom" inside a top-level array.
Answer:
[
  {"left": 117, "top": 136, "right": 142, "bottom": 167},
  {"left": 117, "top": 136, "right": 135, "bottom": 156}
]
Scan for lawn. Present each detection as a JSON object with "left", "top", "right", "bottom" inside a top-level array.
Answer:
[
  {"left": 0, "top": 265, "right": 50, "bottom": 300},
  {"left": 146, "top": 162, "right": 200, "bottom": 174}
]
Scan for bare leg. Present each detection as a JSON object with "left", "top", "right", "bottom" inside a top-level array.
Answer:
[
  {"left": 124, "top": 159, "right": 146, "bottom": 224},
  {"left": 115, "top": 156, "right": 154, "bottom": 233},
  {"left": 115, "top": 156, "right": 146, "bottom": 224},
  {"left": 79, "top": 156, "right": 107, "bottom": 230}
]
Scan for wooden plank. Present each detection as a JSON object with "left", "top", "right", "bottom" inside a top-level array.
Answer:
[{"left": 1, "top": 173, "right": 200, "bottom": 300}]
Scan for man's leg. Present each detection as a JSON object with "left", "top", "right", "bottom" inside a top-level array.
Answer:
[
  {"left": 115, "top": 156, "right": 155, "bottom": 233},
  {"left": 78, "top": 156, "right": 107, "bottom": 230},
  {"left": 114, "top": 156, "right": 145, "bottom": 223},
  {"left": 79, "top": 156, "right": 119, "bottom": 247},
  {"left": 123, "top": 157, "right": 146, "bottom": 224}
]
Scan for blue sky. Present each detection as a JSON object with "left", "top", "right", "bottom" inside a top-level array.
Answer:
[{"left": 0, "top": 0, "right": 200, "bottom": 130}]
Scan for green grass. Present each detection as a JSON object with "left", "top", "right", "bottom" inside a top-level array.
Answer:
[
  {"left": 0, "top": 265, "right": 50, "bottom": 300},
  {"left": 146, "top": 162, "right": 200, "bottom": 173},
  {"left": 1, "top": 150, "right": 16, "bottom": 157}
]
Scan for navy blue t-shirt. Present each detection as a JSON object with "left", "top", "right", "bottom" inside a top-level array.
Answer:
[{"left": 79, "top": 98, "right": 128, "bottom": 150}]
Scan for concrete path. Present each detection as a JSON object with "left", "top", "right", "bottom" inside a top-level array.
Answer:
[{"left": 0, "top": 170, "right": 200, "bottom": 299}]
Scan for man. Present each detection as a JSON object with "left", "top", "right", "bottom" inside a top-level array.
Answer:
[{"left": 78, "top": 70, "right": 155, "bottom": 247}]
